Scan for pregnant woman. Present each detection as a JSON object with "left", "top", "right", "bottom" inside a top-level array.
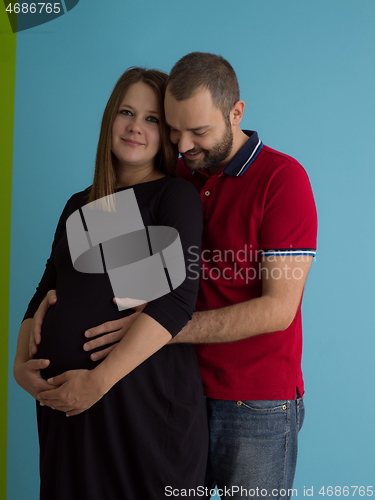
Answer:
[{"left": 14, "top": 67, "right": 208, "bottom": 500}]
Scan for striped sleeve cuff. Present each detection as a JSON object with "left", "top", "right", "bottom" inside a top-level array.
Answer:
[{"left": 261, "top": 248, "right": 317, "bottom": 258}]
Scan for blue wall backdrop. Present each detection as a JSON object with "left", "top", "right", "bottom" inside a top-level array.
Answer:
[{"left": 6, "top": 0, "right": 375, "bottom": 498}]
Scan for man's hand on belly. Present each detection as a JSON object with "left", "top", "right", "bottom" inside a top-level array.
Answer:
[
  {"left": 83, "top": 299, "right": 145, "bottom": 361},
  {"left": 29, "top": 290, "right": 57, "bottom": 358},
  {"left": 30, "top": 289, "right": 145, "bottom": 363}
]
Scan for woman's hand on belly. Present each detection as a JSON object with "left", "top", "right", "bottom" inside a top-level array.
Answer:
[
  {"left": 14, "top": 358, "right": 54, "bottom": 399},
  {"left": 37, "top": 369, "right": 108, "bottom": 417}
]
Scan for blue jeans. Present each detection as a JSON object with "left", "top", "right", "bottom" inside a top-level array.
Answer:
[{"left": 205, "top": 397, "right": 305, "bottom": 499}]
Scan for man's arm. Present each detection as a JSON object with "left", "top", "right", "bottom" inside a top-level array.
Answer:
[
  {"left": 171, "top": 255, "right": 313, "bottom": 344},
  {"left": 32, "top": 256, "right": 312, "bottom": 357},
  {"left": 85, "top": 255, "right": 313, "bottom": 351}
]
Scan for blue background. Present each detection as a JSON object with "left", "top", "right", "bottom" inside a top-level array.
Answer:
[{"left": 7, "top": 0, "right": 375, "bottom": 498}]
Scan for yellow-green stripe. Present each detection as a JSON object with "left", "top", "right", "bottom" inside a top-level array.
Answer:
[{"left": 0, "top": 7, "right": 16, "bottom": 498}]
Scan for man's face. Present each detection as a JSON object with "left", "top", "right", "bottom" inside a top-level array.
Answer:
[{"left": 164, "top": 87, "right": 233, "bottom": 172}]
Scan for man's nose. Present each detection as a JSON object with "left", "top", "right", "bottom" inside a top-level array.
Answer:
[{"left": 177, "top": 133, "right": 195, "bottom": 154}]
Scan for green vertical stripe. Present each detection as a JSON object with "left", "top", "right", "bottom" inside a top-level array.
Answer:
[{"left": 0, "top": 7, "right": 16, "bottom": 499}]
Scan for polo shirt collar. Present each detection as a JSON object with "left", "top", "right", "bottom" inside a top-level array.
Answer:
[{"left": 224, "top": 130, "right": 263, "bottom": 177}]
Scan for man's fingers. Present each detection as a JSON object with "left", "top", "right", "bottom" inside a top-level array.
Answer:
[
  {"left": 29, "top": 340, "right": 38, "bottom": 358},
  {"left": 83, "top": 312, "right": 142, "bottom": 358},
  {"left": 29, "top": 290, "right": 57, "bottom": 356},
  {"left": 83, "top": 330, "right": 122, "bottom": 352},
  {"left": 29, "top": 313, "right": 44, "bottom": 356},
  {"left": 85, "top": 318, "right": 131, "bottom": 339},
  {"left": 46, "top": 290, "right": 57, "bottom": 305},
  {"left": 90, "top": 345, "right": 116, "bottom": 362}
]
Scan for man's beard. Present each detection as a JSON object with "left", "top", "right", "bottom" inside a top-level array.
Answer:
[{"left": 182, "top": 122, "right": 233, "bottom": 172}]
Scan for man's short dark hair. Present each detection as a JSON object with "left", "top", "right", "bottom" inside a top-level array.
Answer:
[{"left": 167, "top": 52, "right": 240, "bottom": 119}]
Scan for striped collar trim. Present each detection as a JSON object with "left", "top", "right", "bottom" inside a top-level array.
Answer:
[{"left": 224, "top": 130, "right": 263, "bottom": 177}]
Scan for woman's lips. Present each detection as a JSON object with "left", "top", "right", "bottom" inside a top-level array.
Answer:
[{"left": 122, "top": 138, "right": 144, "bottom": 146}]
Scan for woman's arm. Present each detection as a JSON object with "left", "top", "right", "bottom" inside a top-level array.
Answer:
[
  {"left": 36, "top": 313, "right": 171, "bottom": 416},
  {"left": 36, "top": 179, "right": 203, "bottom": 416},
  {"left": 16, "top": 193, "right": 87, "bottom": 395}
]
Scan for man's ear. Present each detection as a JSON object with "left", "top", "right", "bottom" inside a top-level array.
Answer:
[{"left": 230, "top": 100, "right": 246, "bottom": 126}]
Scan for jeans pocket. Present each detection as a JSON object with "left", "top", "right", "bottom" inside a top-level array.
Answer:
[
  {"left": 236, "top": 400, "right": 289, "bottom": 414},
  {"left": 234, "top": 400, "right": 290, "bottom": 440}
]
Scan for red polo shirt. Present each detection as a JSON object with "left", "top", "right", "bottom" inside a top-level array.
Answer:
[{"left": 177, "top": 131, "right": 317, "bottom": 400}]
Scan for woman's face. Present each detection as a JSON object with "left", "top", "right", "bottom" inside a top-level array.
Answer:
[{"left": 111, "top": 81, "right": 161, "bottom": 173}]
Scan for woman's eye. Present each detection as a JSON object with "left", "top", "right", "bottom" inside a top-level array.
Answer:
[
  {"left": 147, "top": 116, "right": 159, "bottom": 124},
  {"left": 119, "top": 109, "right": 132, "bottom": 116}
]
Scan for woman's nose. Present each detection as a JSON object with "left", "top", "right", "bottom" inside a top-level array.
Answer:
[{"left": 127, "top": 117, "right": 142, "bottom": 133}]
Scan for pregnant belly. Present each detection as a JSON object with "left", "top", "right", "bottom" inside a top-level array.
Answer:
[{"left": 36, "top": 296, "right": 131, "bottom": 380}]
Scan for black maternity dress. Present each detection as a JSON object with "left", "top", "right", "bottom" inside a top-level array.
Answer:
[{"left": 24, "top": 177, "right": 208, "bottom": 500}]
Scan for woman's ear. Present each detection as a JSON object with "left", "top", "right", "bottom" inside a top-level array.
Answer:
[{"left": 230, "top": 100, "right": 246, "bottom": 126}]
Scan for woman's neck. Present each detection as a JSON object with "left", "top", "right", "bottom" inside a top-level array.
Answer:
[{"left": 116, "top": 166, "right": 165, "bottom": 188}]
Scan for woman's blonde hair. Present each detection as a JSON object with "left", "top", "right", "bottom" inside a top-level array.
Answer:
[{"left": 89, "top": 67, "right": 178, "bottom": 203}]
